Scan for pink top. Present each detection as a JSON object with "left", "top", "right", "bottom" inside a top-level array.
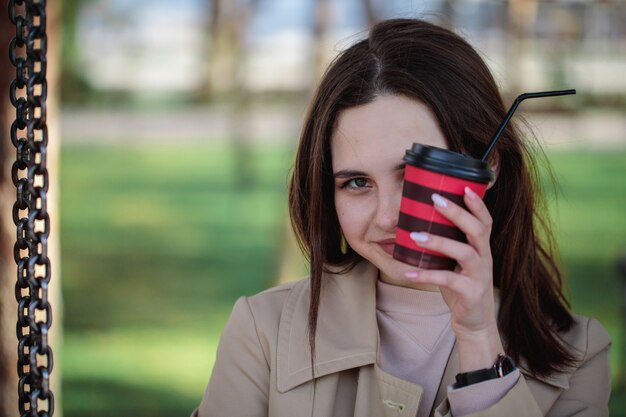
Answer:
[{"left": 376, "top": 280, "right": 519, "bottom": 417}]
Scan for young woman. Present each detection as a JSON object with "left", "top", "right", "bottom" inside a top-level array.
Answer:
[{"left": 194, "top": 19, "right": 611, "bottom": 417}]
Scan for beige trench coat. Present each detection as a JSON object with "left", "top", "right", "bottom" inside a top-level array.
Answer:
[{"left": 194, "top": 261, "right": 611, "bottom": 417}]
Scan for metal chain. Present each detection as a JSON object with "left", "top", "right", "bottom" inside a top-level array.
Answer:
[{"left": 9, "top": 0, "right": 54, "bottom": 416}]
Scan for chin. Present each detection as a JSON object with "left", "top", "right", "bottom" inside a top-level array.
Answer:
[
  {"left": 352, "top": 245, "right": 418, "bottom": 281},
  {"left": 374, "top": 255, "right": 417, "bottom": 282}
]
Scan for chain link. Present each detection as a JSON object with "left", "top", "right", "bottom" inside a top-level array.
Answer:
[{"left": 9, "top": 0, "right": 55, "bottom": 415}]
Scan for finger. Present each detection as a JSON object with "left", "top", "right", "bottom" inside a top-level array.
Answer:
[
  {"left": 404, "top": 268, "right": 471, "bottom": 294},
  {"left": 410, "top": 231, "right": 481, "bottom": 270},
  {"left": 463, "top": 187, "right": 493, "bottom": 230},
  {"left": 431, "top": 193, "right": 491, "bottom": 256}
]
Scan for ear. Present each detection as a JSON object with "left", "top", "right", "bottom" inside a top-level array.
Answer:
[{"left": 486, "top": 156, "right": 500, "bottom": 190}]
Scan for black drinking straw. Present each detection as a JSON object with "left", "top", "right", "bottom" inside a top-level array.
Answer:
[{"left": 481, "top": 89, "right": 576, "bottom": 161}]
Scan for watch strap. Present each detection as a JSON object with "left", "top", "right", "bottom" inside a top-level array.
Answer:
[{"left": 454, "top": 354, "right": 516, "bottom": 388}]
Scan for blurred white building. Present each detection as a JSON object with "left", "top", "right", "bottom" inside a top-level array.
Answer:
[
  {"left": 75, "top": 0, "right": 626, "bottom": 95},
  {"left": 76, "top": 0, "right": 208, "bottom": 93}
]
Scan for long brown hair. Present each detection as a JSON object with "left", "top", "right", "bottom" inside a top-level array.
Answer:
[{"left": 288, "top": 18, "right": 575, "bottom": 377}]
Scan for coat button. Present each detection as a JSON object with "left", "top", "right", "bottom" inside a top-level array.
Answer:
[{"left": 383, "top": 399, "right": 405, "bottom": 412}]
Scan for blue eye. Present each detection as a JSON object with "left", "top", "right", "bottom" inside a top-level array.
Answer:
[
  {"left": 352, "top": 178, "right": 368, "bottom": 187},
  {"left": 342, "top": 177, "right": 370, "bottom": 189}
]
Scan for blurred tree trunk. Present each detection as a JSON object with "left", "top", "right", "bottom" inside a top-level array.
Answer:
[
  {"left": 203, "top": 0, "right": 260, "bottom": 187},
  {"left": 313, "top": 0, "right": 332, "bottom": 79},
  {"left": 361, "top": 0, "right": 381, "bottom": 27},
  {"left": 203, "top": 0, "right": 253, "bottom": 99},
  {"left": 277, "top": 0, "right": 334, "bottom": 285},
  {"left": 0, "top": 2, "right": 62, "bottom": 416},
  {"left": 507, "top": 0, "right": 538, "bottom": 94},
  {"left": 440, "top": 0, "right": 457, "bottom": 29}
]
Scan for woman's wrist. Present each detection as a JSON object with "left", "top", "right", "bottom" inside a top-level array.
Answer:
[{"left": 455, "top": 323, "right": 505, "bottom": 373}]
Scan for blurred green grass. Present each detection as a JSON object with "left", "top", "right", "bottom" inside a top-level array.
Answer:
[{"left": 60, "top": 144, "right": 626, "bottom": 416}]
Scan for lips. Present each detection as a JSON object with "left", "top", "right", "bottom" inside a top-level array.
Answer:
[{"left": 375, "top": 239, "right": 396, "bottom": 255}]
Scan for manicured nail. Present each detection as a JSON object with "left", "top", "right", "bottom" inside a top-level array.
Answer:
[
  {"left": 410, "top": 232, "right": 429, "bottom": 243},
  {"left": 465, "top": 186, "right": 478, "bottom": 200},
  {"left": 432, "top": 193, "right": 448, "bottom": 208},
  {"left": 405, "top": 271, "right": 419, "bottom": 279}
]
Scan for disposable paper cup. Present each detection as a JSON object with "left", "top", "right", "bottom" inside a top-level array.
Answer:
[{"left": 393, "top": 143, "right": 494, "bottom": 270}]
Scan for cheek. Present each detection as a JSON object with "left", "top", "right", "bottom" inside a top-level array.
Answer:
[{"left": 335, "top": 196, "right": 366, "bottom": 240}]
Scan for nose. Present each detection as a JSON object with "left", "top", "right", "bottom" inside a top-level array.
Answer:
[{"left": 374, "top": 186, "right": 401, "bottom": 233}]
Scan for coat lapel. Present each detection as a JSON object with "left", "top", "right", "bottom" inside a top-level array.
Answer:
[
  {"left": 432, "top": 339, "right": 458, "bottom": 414},
  {"left": 276, "top": 261, "right": 380, "bottom": 392}
]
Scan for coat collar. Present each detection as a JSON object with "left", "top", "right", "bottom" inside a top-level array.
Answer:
[
  {"left": 276, "top": 261, "right": 379, "bottom": 392},
  {"left": 276, "top": 261, "right": 569, "bottom": 393}
]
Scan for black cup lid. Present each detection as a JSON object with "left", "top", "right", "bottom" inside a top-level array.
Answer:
[{"left": 404, "top": 143, "right": 494, "bottom": 183}]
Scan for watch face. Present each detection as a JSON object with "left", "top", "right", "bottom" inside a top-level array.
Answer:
[{"left": 498, "top": 354, "right": 516, "bottom": 376}]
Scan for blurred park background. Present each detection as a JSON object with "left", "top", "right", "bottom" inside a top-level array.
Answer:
[{"left": 1, "top": 0, "right": 625, "bottom": 416}]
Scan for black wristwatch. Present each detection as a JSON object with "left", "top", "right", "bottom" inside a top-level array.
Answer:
[{"left": 454, "top": 354, "right": 517, "bottom": 388}]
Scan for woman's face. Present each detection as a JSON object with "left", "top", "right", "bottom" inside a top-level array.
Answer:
[{"left": 331, "top": 94, "right": 447, "bottom": 288}]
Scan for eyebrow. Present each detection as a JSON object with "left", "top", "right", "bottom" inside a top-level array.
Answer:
[
  {"left": 333, "top": 163, "right": 405, "bottom": 179},
  {"left": 333, "top": 170, "right": 365, "bottom": 179}
]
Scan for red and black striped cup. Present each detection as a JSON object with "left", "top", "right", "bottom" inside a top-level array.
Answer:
[{"left": 393, "top": 144, "right": 494, "bottom": 270}]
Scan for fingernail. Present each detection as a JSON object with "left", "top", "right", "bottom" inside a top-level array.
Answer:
[
  {"left": 405, "top": 271, "right": 419, "bottom": 279},
  {"left": 410, "top": 232, "right": 429, "bottom": 243},
  {"left": 465, "top": 186, "right": 478, "bottom": 200},
  {"left": 432, "top": 193, "right": 448, "bottom": 208}
]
